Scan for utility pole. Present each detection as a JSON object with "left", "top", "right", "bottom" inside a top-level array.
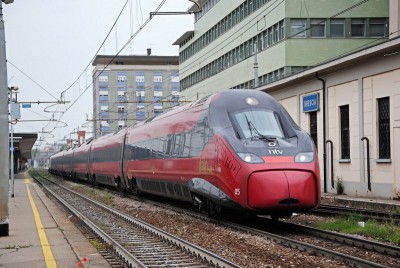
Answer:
[
  {"left": 253, "top": 44, "right": 258, "bottom": 88},
  {"left": 0, "top": 0, "right": 13, "bottom": 237}
]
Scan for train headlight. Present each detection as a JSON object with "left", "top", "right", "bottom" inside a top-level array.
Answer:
[
  {"left": 238, "top": 153, "right": 264, "bottom": 163},
  {"left": 295, "top": 152, "right": 314, "bottom": 163}
]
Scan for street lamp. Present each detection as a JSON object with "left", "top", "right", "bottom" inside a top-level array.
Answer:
[{"left": 8, "top": 86, "right": 19, "bottom": 198}]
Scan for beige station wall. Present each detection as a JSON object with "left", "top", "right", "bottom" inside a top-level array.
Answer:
[
  {"left": 325, "top": 69, "right": 399, "bottom": 197},
  {"left": 363, "top": 69, "right": 399, "bottom": 189},
  {"left": 328, "top": 80, "right": 361, "bottom": 183}
]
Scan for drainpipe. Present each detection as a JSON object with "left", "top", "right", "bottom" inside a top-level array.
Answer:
[{"left": 316, "top": 73, "right": 327, "bottom": 193}]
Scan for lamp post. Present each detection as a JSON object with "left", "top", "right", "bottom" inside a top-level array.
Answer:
[
  {"left": 0, "top": 0, "right": 13, "bottom": 237},
  {"left": 9, "top": 86, "right": 19, "bottom": 198}
]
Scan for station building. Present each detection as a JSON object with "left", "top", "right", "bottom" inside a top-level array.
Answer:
[
  {"left": 92, "top": 53, "right": 180, "bottom": 138},
  {"left": 174, "top": 0, "right": 390, "bottom": 99},
  {"left": 174, "top": 0, "right": 399, "bottom": 198}
]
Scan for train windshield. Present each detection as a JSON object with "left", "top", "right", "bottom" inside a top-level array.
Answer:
[{"left": 233, "top": 109, "right": 284, "bottom": 140}]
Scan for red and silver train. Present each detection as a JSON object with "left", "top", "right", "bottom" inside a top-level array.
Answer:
[{"left": 49, "top": 90, "right": 321, "bottom": 217}]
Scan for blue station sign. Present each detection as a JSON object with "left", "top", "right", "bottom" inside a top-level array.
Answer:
[
  {"left": 22, "top": 103, "right": 31, "bottom": 108},
  {"left": 302, "top": 93, "right": 319, "bottom": 113}
]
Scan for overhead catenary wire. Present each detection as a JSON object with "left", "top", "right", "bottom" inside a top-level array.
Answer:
[
  {"left": 35, "top": 0, "right": 384, "bottom": 143},
  {"left": 87, "top": 0, "right": 382, "bottom": 134},
  {"left": 46, "top": 0, "right": 168, "bottom": 139}
]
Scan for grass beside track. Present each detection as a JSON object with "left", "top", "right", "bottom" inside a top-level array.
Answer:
[{"left": 316, "top": 215, "right": 400, "bottom": 246}]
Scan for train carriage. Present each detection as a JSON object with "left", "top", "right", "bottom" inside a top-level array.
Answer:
[
  {"left": 88, "top": 128, "right": 127, "bottom": 188},
  {"left": 70, "top": 139, "right": 92, "bottom": 181}
]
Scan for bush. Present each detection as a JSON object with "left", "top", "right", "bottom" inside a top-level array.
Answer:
[{"left": 336, "top": 176, "right": 344, "bottom": 195}]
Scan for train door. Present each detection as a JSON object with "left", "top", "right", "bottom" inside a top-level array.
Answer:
[{"left": 120, "top": 132, "right": 129, "bottom": 189}]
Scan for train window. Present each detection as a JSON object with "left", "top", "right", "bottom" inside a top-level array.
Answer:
[
  {"left": 233, "top": 109, "right": 284, "bottom": 139},
  {"left": 183, "top": 133, "right": 191, "bottom": 157}
]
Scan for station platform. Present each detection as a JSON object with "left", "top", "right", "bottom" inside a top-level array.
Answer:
[{"left": 0, "top": 172, "right": 110, "bottom": 268}]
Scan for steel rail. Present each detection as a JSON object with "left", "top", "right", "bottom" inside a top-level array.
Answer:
[
  {"left": 34, "top": 174, "right": 147, "bottom": 267},
  {"left": 36, "top": 170, "right": 397, "bottom": 268},
  {"left": 314, "top": 204, "right": 400, "bottom": 223},
  {"left": 276, "top": 220, "right": 400, "bottom": 258},
  {"left": 33, "top": 171, "right": 240, "bottom": 268}
]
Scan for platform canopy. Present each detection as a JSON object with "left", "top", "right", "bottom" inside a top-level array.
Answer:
[{"left": 10, "top": 133, "right": 38, "bottom": 159}]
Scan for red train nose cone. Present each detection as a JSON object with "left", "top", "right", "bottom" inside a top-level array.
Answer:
[{"left": 248, "top": 170, "right": 318, "bottom": 210}]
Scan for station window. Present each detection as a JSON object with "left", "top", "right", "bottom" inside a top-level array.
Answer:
[
  {"left": 309, "top": 111, "right": 318, "bottom": 149},
  {"left": 378, "top": 97, "right": 390, "bottom": 159},
  {"left": 340, "top": 105, "right": 350, "bottom": 159}
]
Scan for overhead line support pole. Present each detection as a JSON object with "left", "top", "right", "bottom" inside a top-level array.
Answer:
[{"left": 0, "top": 0, "right": 10, "bottom": 237}]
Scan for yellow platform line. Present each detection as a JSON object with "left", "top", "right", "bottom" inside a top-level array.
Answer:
[{"left": 25, "top": 175, "right": 57, "bottom": 268}]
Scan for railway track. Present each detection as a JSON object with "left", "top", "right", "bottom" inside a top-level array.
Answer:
[
  {"left": 127, "top": 193, "right": 400, "bottom": 267},
  {"left": 33, "top": 170, "right": 400, "bottom": 267},
  {"left": 313, "top": 204, "right": 400, "bottom": 223},
  {"left": 32, "top": 171, "right": 240, "bottom": 268},
  {"left": 159, "top": 206, "right": 400, "bottom": 268}
]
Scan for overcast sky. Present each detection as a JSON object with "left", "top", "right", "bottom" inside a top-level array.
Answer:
[{"left": 3, "top": 0, "right": 193, "bottom": 147}]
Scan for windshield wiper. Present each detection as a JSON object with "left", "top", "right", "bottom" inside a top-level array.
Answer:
[
  {"left": 244, "top": 115, "right": 275, "bottom": 142},
  {"left": 244, "top": 114, "right": 254, "bottom": 139}
]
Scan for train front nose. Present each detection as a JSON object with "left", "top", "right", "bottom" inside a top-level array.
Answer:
[{"left": 247, "top": 170, "right": 318, "bottom": 209}]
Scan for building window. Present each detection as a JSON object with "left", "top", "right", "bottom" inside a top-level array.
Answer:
[
  {"left": 99, "top": 76, "right": 108, "bottom": 82},
  {"left": 310, "top": 19, "right": 325, "bottom": 37},
  {"left": 290, "top": 19, "right": 306, "bottom": 37},
  {"left": 279, "top": 20, "right": 285, "bottom": 40},
  {"left": 117, "top": 75, "right": 126, "bottom": 82},
  {"left": 136, "top": 75, "right": 145, "bottom": 83},
  {"left": 154, "top": 104, "right": 163, "bottom": 114},
  {"left": 309, "top": 111, "right": 318, "bottom": 149},
  {"left": 340, "top": 105, "right": 350, "bottom": 159},
  {"left": 117, "top": 106, "right": 125, "bottom": 113},
  {"left": 269, "top": 27, "right": 273, "bottom": 44},
  {"left": 378, "top": 97, "right": 390, "bottom": 159},
  {"left": 153, "top": 91, "right": 163, "bottom": 97},
  {"left": 153, "top": 75, "right": 163, "bottom": 83},
  {"left": 330, "top": 19, "right": 345, "bottom": 37},
  {"left": 118, "top": 120, "right": 125, "bottom": 129},
  {"left": 99, "top": 91, "right": 108, "bottom": 97},
  {"left": 351, "top": 18, "right": 366, "bottom": 37},
  {"left": 100, "top": 106, "right": 108, "bottom": 111},
  {"left": 136, "top": 91, "right": 145, "bottom": 97},
  {"left": 369, "top": 18, "right": 386, "bottom": 37}
]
